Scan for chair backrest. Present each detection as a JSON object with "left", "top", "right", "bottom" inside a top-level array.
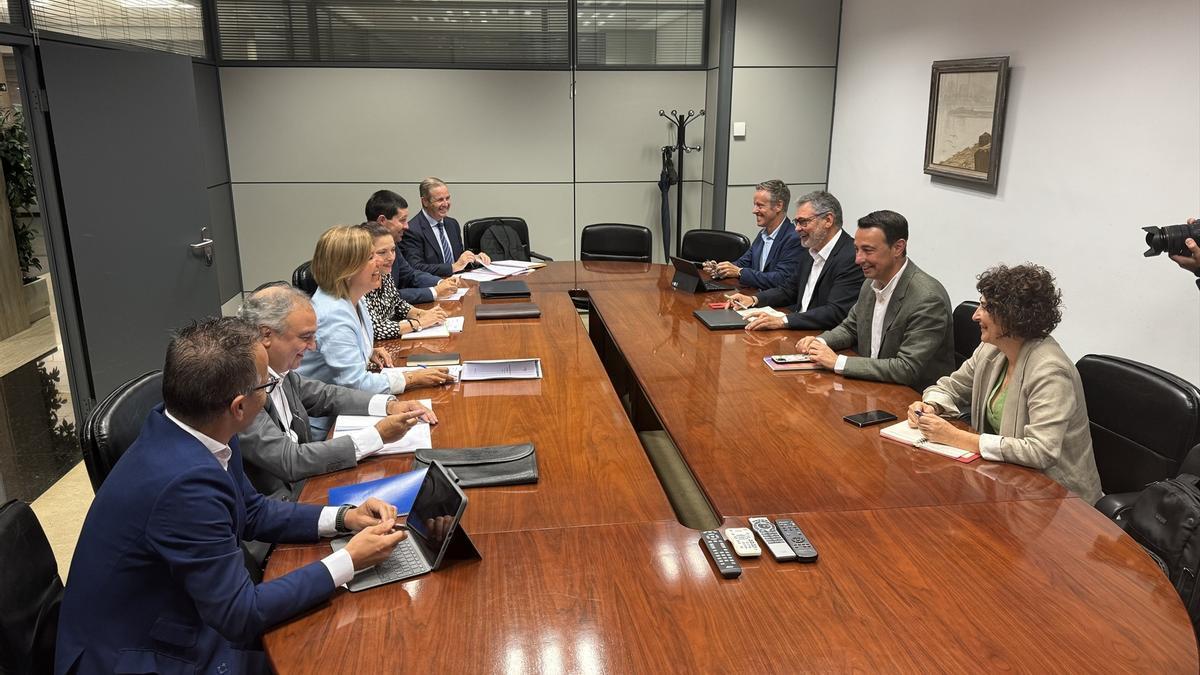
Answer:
[
  {"left": 953, "top": 301, "right": 980, "bottom": 367},
  {"left": 0, "top": 500, "right": 63, "bottom": 675},
  {"left": 80, "top": 370, "right": 162, "bottom": 492},
  {"left": 292, "top": 260, "right": 317, "bottom": 296},
  {"left": 1077, "top": 354, "right": 1200, "bottom": 494},
  {"left": 466, "top": 217, "right": 533, "bottom": 262},
  {"left": 580, "top": 223, "right": 652, "bottom": 263},
  {"left": 680, "top": 229, "right": 750, "bottom": 264}
]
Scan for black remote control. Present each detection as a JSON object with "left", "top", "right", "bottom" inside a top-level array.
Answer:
[
  {"left": 700, "top": 530, "right": 742, "bottom": 578},
  {"left": 775, "top": 518, "right": 818, "bottom": 563}
]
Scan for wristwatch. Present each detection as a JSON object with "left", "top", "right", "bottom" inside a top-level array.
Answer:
[{"left": 334, "top": 504, "right": 354, "bottom": 533}]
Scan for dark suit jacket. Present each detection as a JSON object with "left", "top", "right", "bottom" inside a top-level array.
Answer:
[
  {"left": 755, "top": 229, "right": 864, "bottom": 330},
  {"left": 56, "top": 406, "right": 333, "bottom": 675},
  {"left": 402, "top": 210, "right": 464, "bottom": 277},
  {"left": 818, "top": 260, "right": 955, "bottom": 392},
  {"left": 732, "top": 218, "right": 801, "bottom": 290},
  {"left": 391, "top": 249, "right": 440, "bottom": 303}
]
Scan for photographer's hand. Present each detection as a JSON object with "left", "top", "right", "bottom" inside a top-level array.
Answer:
[{"left": 1169, "top": 218, "right": 1200, "bottom": 274}]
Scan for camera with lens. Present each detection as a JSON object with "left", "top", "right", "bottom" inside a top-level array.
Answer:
[{"left": 1143, "top": 223, "right": 1200, "bottom": 257}]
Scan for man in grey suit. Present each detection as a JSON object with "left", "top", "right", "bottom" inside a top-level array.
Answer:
[
  {"left": 236, "top": 285, "right": 436, "bottom": 505},
  {"left": 797, "top": 210, "right": 954, "bottom": 391}
]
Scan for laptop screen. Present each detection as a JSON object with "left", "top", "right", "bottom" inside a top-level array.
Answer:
[{"left": 406, "top": 462, "right": 468, "bottom": 568}]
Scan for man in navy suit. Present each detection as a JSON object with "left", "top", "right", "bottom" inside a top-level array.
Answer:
[
  {"left": 401, "top": 177, "right": 489, "bottom": 277},
  {"left": 55, "top": 317, "right": 407, "bottom": 674},
  {"left": 728, "top": 191, "right": 865, "bottom": 330},
  {"left": 367, "top": 189, "right": 459, "bottom": 303},
  {"left": 707, "top": 179, "right": 802, "bottom": 290}
]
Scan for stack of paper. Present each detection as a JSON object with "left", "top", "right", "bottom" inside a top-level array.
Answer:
[
  {"left": 493, "top": 260, "right": 545, "bottom": 270},
  {"left": 332, "top": 398, "right": 434, "bottom": 455},
  {"left": 460, "top": 269, "right": 506, "bottom": 282},
  {"left": 438, "top": 287, "right": 469, "bottom": 301},
  {"left": 383, "top": 365, "right": 464, "bottom": 381},
  {"left": 461, "top": 358, "right": 543, "bottom": 381},
  {"left": 400, "top": 316, "right": 464, "bottom": 340}
]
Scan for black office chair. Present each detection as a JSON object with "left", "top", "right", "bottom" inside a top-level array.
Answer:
[
  {"left": 292, "top": 260, "right": 317, "bottom": 296},
  {"left": 1078, "top": 355, "right": 1200, "bottom": 521},
  {"left": 0, "top": 500, "right": 63, "bottom": 675},
  {"left": 580, "top": 223, "right": 653, "bottom": 263},
  {"left": 463, "top": 217, "right": 553, "bottom": 262},
  {"left": 953, "top": 301, "right": 980, "bottom": 367},
  {"left": 680, "top": 230, "right": 750, "bottom": 264},
  {"left": 80, "top": 370, "right": 163, "bottom": 492}
]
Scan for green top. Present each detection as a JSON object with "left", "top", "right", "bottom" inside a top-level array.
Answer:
[{"left": 984, "top": 362, "right": 1008, "bottom": 435}]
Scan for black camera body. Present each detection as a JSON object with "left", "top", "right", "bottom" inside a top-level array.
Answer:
[{"left": 1143, "top": 224, "right": 1200, "bottom": 257}]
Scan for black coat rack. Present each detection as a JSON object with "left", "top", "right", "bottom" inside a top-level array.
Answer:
[{"left": 659, "top": 108, "right": 704, "bottom": 259}]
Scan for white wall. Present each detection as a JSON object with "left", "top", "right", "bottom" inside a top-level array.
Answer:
[
  {"left": 830, "top": 0, "right": 1200, "bottom": 382},
  {"left": 221, "top": 67, "right": 706, "bottom": 289}
]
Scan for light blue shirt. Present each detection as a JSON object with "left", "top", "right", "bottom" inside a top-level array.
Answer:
[{"left": 758, "top": 223, "right": 781, "bottom": 272}]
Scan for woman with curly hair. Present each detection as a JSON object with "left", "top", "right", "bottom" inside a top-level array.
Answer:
[{"left": 905, "top": 263, "right": 1102, "bottom": 503}]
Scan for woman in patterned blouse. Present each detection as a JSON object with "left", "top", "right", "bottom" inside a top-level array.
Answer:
[{"left": 360, "top": 222, "right": 449, "bottom": 339}]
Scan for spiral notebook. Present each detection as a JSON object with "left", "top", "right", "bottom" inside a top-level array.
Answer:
[{"left": 880, "top": 420, "right": 980, "bottom": 463}]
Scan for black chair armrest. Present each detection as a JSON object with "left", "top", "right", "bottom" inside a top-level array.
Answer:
[
  {"left": 530, "top": 250, "right": 553, "bottom": 262},
  {"left": 1095, "top": 491, "right": 1140, "bottom": 523}
]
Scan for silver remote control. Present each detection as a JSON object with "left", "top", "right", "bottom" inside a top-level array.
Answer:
[{"left": 748, "top": 516, "right": 796, "bottom": 562}]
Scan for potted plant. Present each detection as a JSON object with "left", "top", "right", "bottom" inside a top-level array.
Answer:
[{"left": 0, "top": 107, "right": 48, "bottom": 322}]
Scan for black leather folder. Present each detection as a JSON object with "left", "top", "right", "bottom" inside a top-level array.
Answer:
[
  {"left": 479, "top": 280, "right": 531, "bottom": 298},
  {"left": 475, "top": 302, "right": 541, "bottom": 320}
]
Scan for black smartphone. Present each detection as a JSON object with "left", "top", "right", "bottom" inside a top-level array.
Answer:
[{"left": 843, "top": 410, "right": 898, "bottom": 428}]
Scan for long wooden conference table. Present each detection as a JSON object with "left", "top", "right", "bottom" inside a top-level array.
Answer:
[{"left": 265, "top": 261, "right": 1196, "bottom": 673}]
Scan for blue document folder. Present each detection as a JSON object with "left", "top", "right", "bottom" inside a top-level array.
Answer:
[{"left": 327, "top": 467, "right": 428, "bottom": 514}]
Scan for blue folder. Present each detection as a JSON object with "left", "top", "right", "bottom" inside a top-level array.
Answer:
[{"left": 327, "top": 467, "right": 428, "bottom": 515}]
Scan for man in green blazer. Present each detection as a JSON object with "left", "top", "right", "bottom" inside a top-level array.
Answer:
[{"left": 797, "top": 210, "right": 954, "bottom": 392}]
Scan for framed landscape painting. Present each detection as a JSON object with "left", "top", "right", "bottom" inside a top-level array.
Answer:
[{"left": 924, "top": 56, "right": 1010, "bottom": 190}]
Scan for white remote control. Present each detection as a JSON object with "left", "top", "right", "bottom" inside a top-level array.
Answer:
[
  {"left": 749, "top": 516, "right": 796, "bottom": 562},
  {"left": 724, "top": 527, "right": 761, "bottom": 557}
]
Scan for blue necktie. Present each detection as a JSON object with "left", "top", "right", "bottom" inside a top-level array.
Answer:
[{"left": 436, "top": 222, "right": 453, "bottom": 265}]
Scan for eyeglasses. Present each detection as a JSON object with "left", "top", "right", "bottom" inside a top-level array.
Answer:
[
  {"left": 250, "top": 375, "right": 280, "bottom": 396},
  {"left": 794, "top": 211, "right": 831, "bottom": 226}
]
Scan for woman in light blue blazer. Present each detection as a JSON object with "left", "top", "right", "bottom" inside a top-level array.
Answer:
[{"left": 298, "top": 225, "right": 452, "bottom": 436}]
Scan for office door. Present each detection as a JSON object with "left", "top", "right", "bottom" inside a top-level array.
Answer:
[{"left": 38, "top": 41, "right": 220, "bottom": 402}]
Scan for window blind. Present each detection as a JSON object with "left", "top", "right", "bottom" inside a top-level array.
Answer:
[
  {"left": 31, "top": 0, "right": 207, "bottom": 57},
  {"left": 576, "top": 0, "right": 704, "bottom": 67},
  {"left": 215, "top": 0, "right": 570, "bottom": 66}
]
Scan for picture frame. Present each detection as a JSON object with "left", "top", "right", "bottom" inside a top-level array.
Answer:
[{"left": 923, "top": 56, "right": 1010, "bottom": 190}]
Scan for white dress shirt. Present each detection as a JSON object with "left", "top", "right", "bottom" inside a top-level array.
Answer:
[
  {"left": 267, "top": 366, "right": 392, "bottom": 460},
  {"left": 801, "top": 230, "right": 844, "bottom": 312},
  {"left": 164, "top": 409, "right": 355, "bottom": 586},
  {"left": 757, "top": 223, "right": 781, "bottom": 272},
  {"left": 832, "top": 259, "right": 909, "bottom": 373}
]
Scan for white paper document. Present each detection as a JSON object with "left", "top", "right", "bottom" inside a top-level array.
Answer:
[
  {"left": 400, "top": 316, "right": 463, "bottom": 340},
  {"left": 460, "top": 269, "right": 506, "bottom": 282},
  {"left": 460, "top": 358, "right": 543, "bottom": 381},
  {"left": 438, "top": 287, "right": 469, "bottom": 301},
  {"left": 332, "top": 398, "right": 433, "bottom": 455},
  {"left": 384, "top": 365, "right": 464, "bottom": 381},
  {"left": 737, "top": 307, "right": 786, "bottom": 319},
  {"left": 492, "top": 260, "right": 543, "bottom": 270}
]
